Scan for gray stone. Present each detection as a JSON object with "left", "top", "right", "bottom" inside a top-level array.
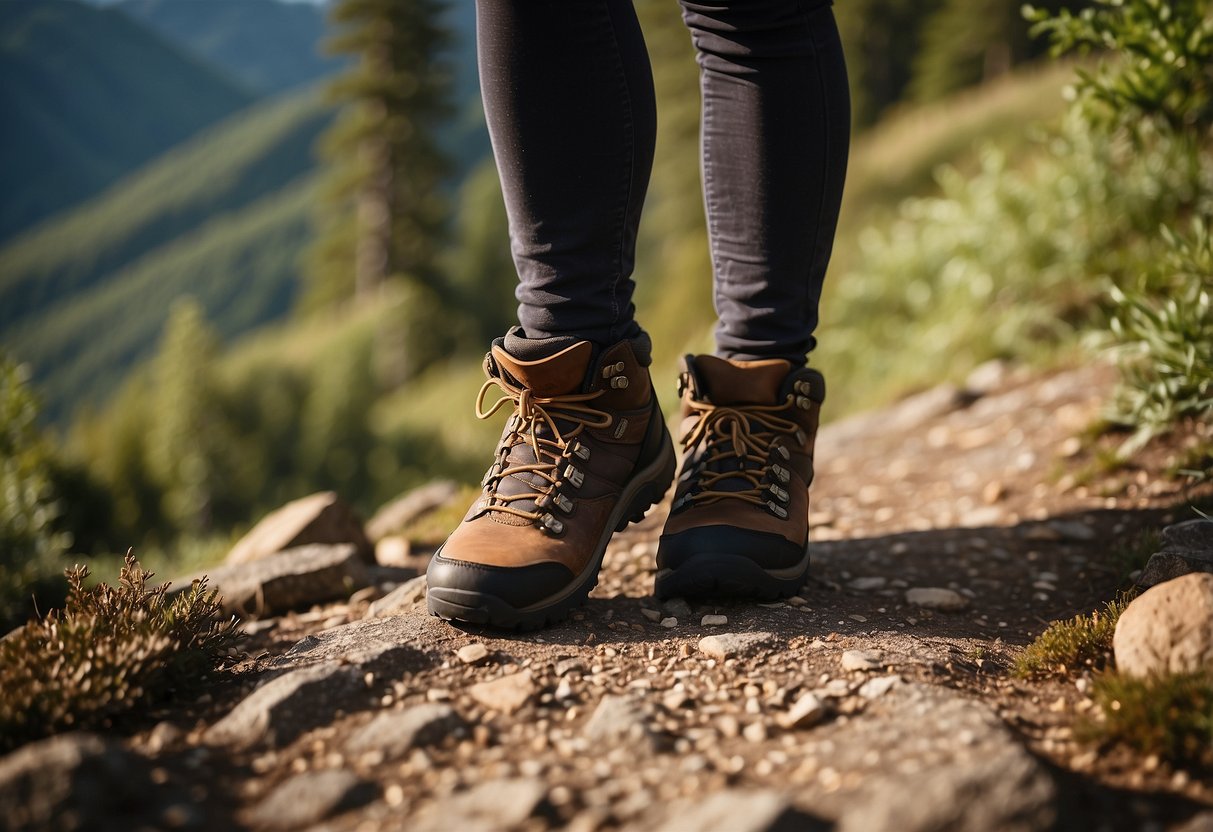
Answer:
[
  {"left": 346, "top": 704, "right": 465, "bottom": 760},
  {"left": 205, "top": 664, "right": 365, "bottom": 749},
  {"left": 779, "top": 693, "right": 826, "bottom": 729},
  {"left": 366, "top": 480, "right": 459, "bottom": 542},
  {"left": 1139, "top": 520, "right": 1213, "bottom": 588},
  {"left": 905, "top": 587, "right": 969, "bottom": 611},
  {"left": 858, "top": 675, "right": 901, "bottom": 700},
  {"left": 413, "top": 778, "right": 548, "bottom": 832},
  {"left": 698, "top": 632, "right": 776, "bottom": 660},
  {"left": 839, "top": 746, "right": 1055, "bottom": 832},
  {"left": 271, "top": 614, "right": 442, "bottom": 676},
  {"left": 368, "top": 575, "right": 428, "bottom": 617},
  {"left": 468, "top": 670, "right": 536, "bottom": 714},
  {"left": 583, "top": 695, "right": 657, "bottom": 750},
  {"left": 247, "top": 770, "right": 374, "bottom": 829},
  {"left": 177, "top": 543, "right": 368, "bottom": 617},
  {"left": 1161, "top": 519, "right": 1213, "bottom": 553},
  {"left": 0, "top": 733, "right": 200, "bottom": 831},
  {"left": 226, "top": 491, "right": 373, "bottom": 565},
  {"left": 457, "top": 643, "right": 490, "bottom": 665},
  {"left": 1114, "top": 573, "right": 1213, "bottom": 677},
  {"left": 648, "top": 790, "right": 823, "bottom": 832},
  {"left": 840, "top": 650, "right": 883, "bottom": 672},
  {"left": 813, "top": 684, "right": 1056, "bottom": 832},
  {"left": 847, "top": 576, "right": 888, "bottom": 592}
]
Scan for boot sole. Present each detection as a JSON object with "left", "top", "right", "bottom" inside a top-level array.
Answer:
[
  {"left": 653, "top": 547, "right": 810, "bottom": 602},
  {"left": 426, "top": 428, "right": 677, "bottom": 631}
]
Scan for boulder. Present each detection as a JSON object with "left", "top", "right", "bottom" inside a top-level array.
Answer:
[
  {"left": 178, "top": 544, "right": 368, "bottom": 617},
  {"left": 1113, "top": 572, "right": 1213, "bottom": 677},
  {"left": 366, "top": 480, "right": 459, "bottom": 542},
  {"left": 226, "top": 492, "right": 373, "bottom": 565}
]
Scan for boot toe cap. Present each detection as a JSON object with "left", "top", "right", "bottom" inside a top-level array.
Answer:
[{"left": 425, "top": 549, "right": 577, "bottom": 612}]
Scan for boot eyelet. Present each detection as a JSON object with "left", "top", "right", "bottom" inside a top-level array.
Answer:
[
  {"left": 766, "top": 500, "right": 789, "bottom": 519},
  {"left": 794, "top": 380, "right": 812, "bottom": 396},
  {"left": 610, "top": 376, "right": 629, "bottom": 389},
  {"left": 554, "top": 492, "right": 575, "bottom": 514},
  {"left": 540, "top": 513, "right": 565, "bottom": 535},
  {"left": 795, "top": 395, "right": 812, "bottom": 410},
  {"left": 775, "top": 445, "right": 791, "bottom": 461},
  {"left": 768, "top": 484, "right": 790, "bottom": 504},
  {"left": 571, "top": 441, "right": 591, "bottom": 461},
  {"left": 795, "top": 429, "right": 807, "bottom": 446},
  {"left": 769, "top": 463, "right": 791, "bottom": 484},
  {"left": 613, "top": 418, "right": 628, "bottom": 439},
  {"left": 564, "top": 464, "right": 585, "bottom": 488}
]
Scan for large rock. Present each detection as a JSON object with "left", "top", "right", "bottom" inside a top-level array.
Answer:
[
  {"left": 647, "top": 791, "right": 823, "bottom": 832},
  {"left": 808, "top": 684, "right": 1056, "bottom": 831},
  {"left": 1114, "top": 572, "right": 1213, "bottom": 677},
  {"left": 838, "top": 746, "right": 1055, "bottom": 832},
  {"left": 246, "top": 770, "right": 375, "bottom": 829},
  {"left": 271, "top": 614, "right": 446, "bottom": 676},
  {"left": 346, "top": 704, "right": 466, "bottom": 761},
  {"left": 179, "top": 544, "right": 368, "bottom": 617},
  {"left": 0, "top": 733, "right": 200, "bottom": 831},
  {"left": 366, "top": 480, "right": 459, "bottom": 542},
  {"left": 204, "top": 664, "right": 366, "bottom": 749},
  {"left": 1138, "top": 519, "right": 1213, "bottom": 589},
  {"left": 227, "top": 492, "right": 373, "bottom": 565}
]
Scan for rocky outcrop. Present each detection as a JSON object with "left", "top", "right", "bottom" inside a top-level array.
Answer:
[
  {"left": 226, "top": 492, "right": 373, "bottom": 565},
  {"left": 1138, "top": 519, "right": 1213, "bottom": 588}
]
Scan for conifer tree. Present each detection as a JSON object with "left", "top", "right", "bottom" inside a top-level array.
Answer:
[
  {"left": 306, "top": 0, "right": 454, "bottom": 308},
  {"left": 147, "top": 300, "right": 226, "bottom": 535}
]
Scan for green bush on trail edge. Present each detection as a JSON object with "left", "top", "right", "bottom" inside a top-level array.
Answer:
[
  {"left": 1015, "top": 594, "right": 1133, "bottom": 679},
  {"left": 0, "top": 551, "right": 242, "bottom": 752},
  {"left": 1084, "top": 671, "right": 1213, "bottom": 771}
]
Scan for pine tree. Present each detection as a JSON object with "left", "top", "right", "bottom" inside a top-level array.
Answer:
[
  {"left": 146, "top": 300, "right": 226, "bottom": 536},
  {"left": 305, "top": 0, "right": 454, "bottom": 308}
]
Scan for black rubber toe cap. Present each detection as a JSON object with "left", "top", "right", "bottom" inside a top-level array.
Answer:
[
  {"left": 426, "top": 549, "right": 577, "bottom": 610},
  {"left": 657, "top": 525, "right": 806, "bottom": 572}
]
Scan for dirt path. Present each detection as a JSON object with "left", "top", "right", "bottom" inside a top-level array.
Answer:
[{"left": 15, "top": 361, "right": 1213, "bottom": 832}]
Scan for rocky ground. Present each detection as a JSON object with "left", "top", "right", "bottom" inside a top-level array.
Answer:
[{"left": 4, "top": 360, "right": 1213, "bottom": 832}]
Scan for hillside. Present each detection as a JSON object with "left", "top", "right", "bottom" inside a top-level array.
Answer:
[
  {"left": 0, "top": 0, "right": 253, "bottom": 242},
  {"left": 0, "top": 87, "right": 332, "bottom": 421},
  {"left": 116, "top": 0, "right": 341, "bottom": 95}
]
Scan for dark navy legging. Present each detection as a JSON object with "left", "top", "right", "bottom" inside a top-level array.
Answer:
[{"left": 477, "top": 0, "right": 850, "bottom": 364}]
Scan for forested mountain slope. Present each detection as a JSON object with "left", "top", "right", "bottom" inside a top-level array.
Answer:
[{"left": 0, "top": 0, "right": 252, "bottom": 241}]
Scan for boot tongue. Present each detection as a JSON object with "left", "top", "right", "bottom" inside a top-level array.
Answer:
[
  {"left": 491, "top": 341, "right": 594, "bottom": 396},
  {"left": 691, "top": 355, "right": 792, "bottom": 406}
]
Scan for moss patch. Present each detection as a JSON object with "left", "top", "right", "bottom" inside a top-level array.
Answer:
[
  {"left": 1014, "top": 594, "right": 1133, "bottom": 679},
  {"left": 1083, "top": 671, "right": 1213, "bottom": 771}
]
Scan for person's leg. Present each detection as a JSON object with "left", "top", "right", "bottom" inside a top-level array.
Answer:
[
  {"left": 655, "top": 0, "right": 849, "bottom": 600},
  {"left": 477, "top": 0, "right": 656, "bottom": 347},
  {"left": 428, "top": 0, "right": 675, "bottom": 630},
  {"left": 681, "top": 0, "right": 850, "bottom": 364}
]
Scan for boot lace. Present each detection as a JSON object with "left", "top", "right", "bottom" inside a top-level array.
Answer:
[
  {"left": 674, "top": 397, "right": 804, "bottom": 518},
  {"left": 474, "top": 373, "right": 612, "bottom": 533}
]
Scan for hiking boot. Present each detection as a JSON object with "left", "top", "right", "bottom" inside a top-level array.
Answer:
[
  {"left": 427, "top": 332, "right": 676, "bottom": 629},
  {"left": 655, "top": 355, "right": 825, "bottom": 600}
]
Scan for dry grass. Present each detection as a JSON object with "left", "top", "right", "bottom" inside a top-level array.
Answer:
[{"left": 0, "top": 551, "right": 241, "bottom": 751}]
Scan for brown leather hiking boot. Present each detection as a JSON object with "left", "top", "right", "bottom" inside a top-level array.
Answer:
[
  {"left": 427, "top": 335, "right": 676, "bottom": 629},
  {"left": 655, "top": 355, "right": 825, "bottom": 600}
]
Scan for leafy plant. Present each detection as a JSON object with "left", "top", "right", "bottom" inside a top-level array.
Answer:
[
  {"left": 1026, "top": 0, "right": 1213, "bottom": 134},
  {"left": 1015, "top": 594, "right": 1132, "bottom": 678},
  {"left": 0, "top": 552, "right": 241, "bottom": 752},
  {"left": 1103, "top": 221, "right": 1213, "bottom": 452}
]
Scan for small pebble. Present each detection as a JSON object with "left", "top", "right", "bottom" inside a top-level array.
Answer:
[
  {"left": 701, "top": 614, "right": 728, "bottom": 626},
  {"left": 457, "top": 643, "right": 490, "bottom": 665}
]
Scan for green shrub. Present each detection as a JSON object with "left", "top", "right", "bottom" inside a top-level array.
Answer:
[
  {"left": 0, "top": 356, "right": 70, "bottom": 623},
  {"left": 1015, "top": 594, "right": 1132, "bottom": 678},
  {"left": 0, "top": 551, "right": 241, "bottom": 752}
]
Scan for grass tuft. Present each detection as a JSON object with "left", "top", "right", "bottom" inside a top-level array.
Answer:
[
  {"left": 0, "top": 550, "right": 242, "bottom": 752},
  {"left": 1014, "top": 594, "right": 1133, "bottom": 679},
  {"left": 1082, "top": 671, "right": 1213, "bottom": 771}
]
